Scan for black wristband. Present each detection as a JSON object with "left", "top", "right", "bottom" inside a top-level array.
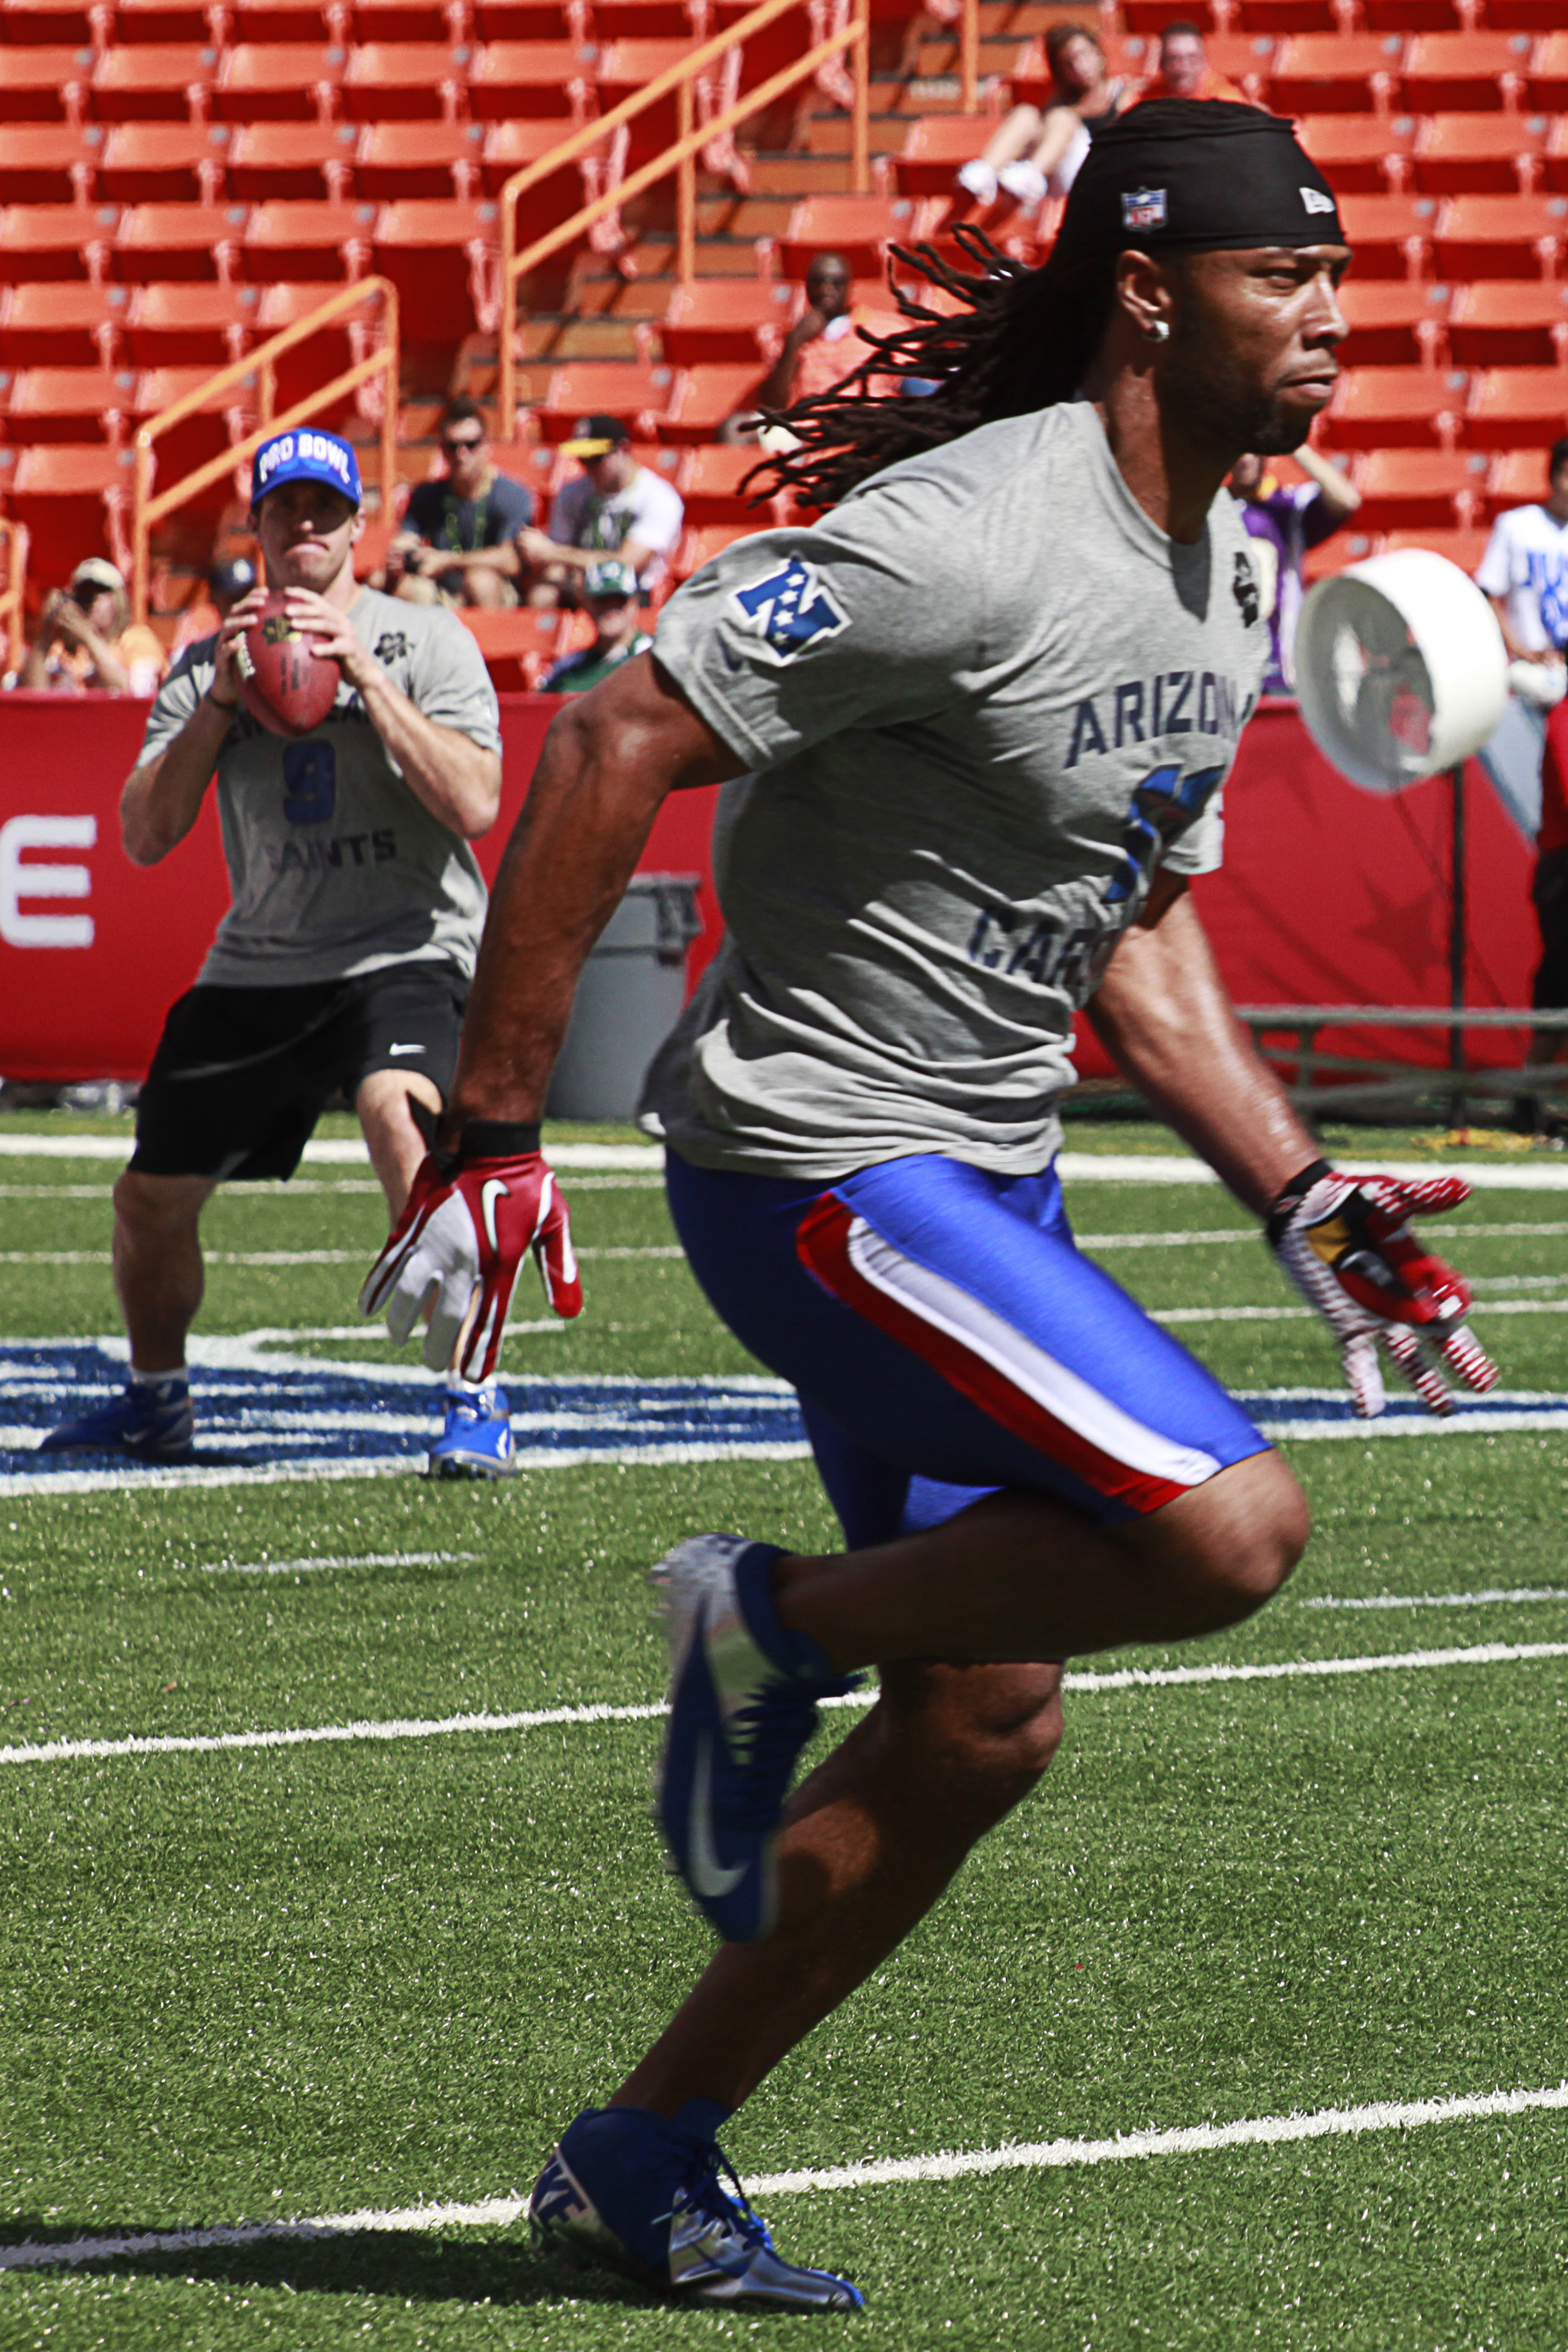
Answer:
[
  {"left": 1265, "top": 1157, "right": 1334, "bottom": 1246},
  {"left": 457, "top": 1119, "right": 542, "bottom": 1161}
]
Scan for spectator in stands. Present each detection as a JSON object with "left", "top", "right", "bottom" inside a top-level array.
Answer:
[
  {"left": 516, "top": 417, "right": 684, "bottom": 606},
  {"left": 1138, "top": 21, "right": 1250, "bottom": 106},
  {"left": 1476, "top": 436, "right": 1568, "bottom": 673},
  {"left": 16, "top": 559, "right": 166, "bottom": 697},
  {"left": 1230, "top": 448, "right": 1361, "bottom": 694},
  {"left": 750, "top": 254, "right": 906, "bottom": 417},
  {"left": 388, "top": 398, "right": 535, "bottom": 609},
  {"left": 956, "top": 26, "right": 1134, "bottom": 214},
  {"left": 541, "top": 559, "right": 653, "bottom": 694},
  {"left": 170, "top": 556, "right": 258, "bottom": 660}
]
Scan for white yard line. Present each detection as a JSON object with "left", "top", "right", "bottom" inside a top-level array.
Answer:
[
  {"left": 200, "top": 1550, "right": 479, "bottom": 1577},
  {"left": 0, "top": 1136, "right": 666, "bottom": 1169},
  {"left": 3, "top": 1640, "right": 1565, "bottom": 1769},
  {"left": 0, "top": 1245, "right": 683, "bottom": 1266},
  {"left": 1302, "top": 1586, "right": 1568, "bottom": 1611},
  {"left": 1155, "top": 1298, "right": 1568, "bottom": 1324},
  {"left": 3, "top": 2080, "right": 1564, "bottom": 2271}
]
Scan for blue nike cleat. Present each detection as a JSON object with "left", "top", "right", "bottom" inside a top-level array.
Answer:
[
  {"left": 428, "top": 1381, "right": 514, "bottom": 1478},
  {"left": 528, "top": 2104, "right": 863, "bottom": 2310},
  {"left": 654, "top": 1533, "right": 860, "bottom": 1942},
  {"left": 38, "top": 1374, "right": 194, "bottom": 1463}
]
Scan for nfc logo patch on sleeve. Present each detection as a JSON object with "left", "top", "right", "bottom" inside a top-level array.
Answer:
[{"left": 729, "top": 555, "right": 849, "bottom": 662}]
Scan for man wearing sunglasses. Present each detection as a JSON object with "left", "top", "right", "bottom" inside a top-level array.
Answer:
[{"left": 390, "top": 398, "right": 536, "bottom": 609}]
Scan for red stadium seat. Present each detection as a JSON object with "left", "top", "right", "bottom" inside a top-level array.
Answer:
[
  {"left": 537, "top": 359, "right": 674, "bottom": 440},
  {"left": 680, "top": 440, "right": 774, "bottom": 522},
  {"left": 671, "top": 519, "right": 767, "bottom": 580},
  {"left": 341, "top": 41, "right": 471, "bottom": 121},
  {"left": 227, "top": 120, "right": 360, "bottom": 200},
  {"left": 1399, "top": 29, "right": 1534, "bottom": 110},
  {"left": 1527, "top": 34, "right": 1568, "bottom": 111},
  {"left": 1230, "top": 0, "right": 1346, "bottom": 34},
  {"left": 351, "top": 0, "right": 469, "bottom": 36},
  {"left": 0, "top": 123, "right": 108, "bottom": 207},
  {"left": 468, "top": 42, "right": 593, "bottom": 120},
  {"left": 355, "top": 119, "right": 485, "bottom": 196},
  {"left": 1302, "top": 527, "right": 1384, "bottom": 581},
  {"left": 1433, "top": 193, "right": 1568, "bottom": 281},
  {"left": 892, "top": 113, "right": 1003, "bottom": 199},
  {"left": 660, "top": 277, "right": 794, "bottom": 365},
  {"left": 591, "top": 0, "right": 705, "bottom": 35},
  {"left": 113, "top": 0, "right": 222, "bottom": 37},
  {"left": 1351, "top": 444, "right": 1490, "bottom": 526},
  {"left": 1381, "top": 526, "right": 1489, "bottom": 569},
  {"left": 1464, "top": 366, "right": 1568, "bottom": 449},
  {"left": 1295, "top": 113, "right": 1418, "bottom": 194},
  {"left": 1337, "top": 279, "right": 1452, "bottom": 365},
  {"left": 0, "top": 44, "right": 95, "bottom": 122},
  {"left": 0, "top": 279, "right": 131, "bottom": 365},
  {"left": 122, "top": 277, "right": 260, "bottom": 362},
  {"left": 1328, "top": 364, "right": 1467, "bottom": 447},
  {"left": 778, "top": 195, "right": 921, "bottom": 281},
  {"left": 0, "top": 440, "right": 136, "bottom": 580},
  {"left": 1361, "top": 0, "right": 1484, "bottom": 27},
  {"left": 227, "top": 0, "right": 350, "bottom": 33},
  {"left": 371, "top": 196, "right": 498, "bottom": 339},
  {"left": 0, "top": 0, "right": 102, "bottom": 44},
  {"left": 471, "top": 0, "right": 588, "bottom": 37},
  {"left": 88, "top": 43, "right": 220, "bottom": 121},
  {"left": 1411, "top": 111, "right": 1550, "bottom": 196},
  {"left": 456, "top": 605, "right": 565, "bottom": 691},
  {"left": 4, "top": 362, "right": 139, "bottom": 441},
  {"left": 112, "top": 197, "right": 248, "bottom": 279},
  {"left": 1267, "top": 33, "right": 1406, "bottom": 113},
  {"left": 1447, "top": 280, "right": 1568, "bottom": 366},
  {"left": 477, "top": 120, "right": 591, "bottom": 235},
  {"left": 241, "top": 196, "right": 376, "bottom": 279},
  {"left": 1333, "top": 193, "right": 1439, "bottom": 277},
  {"left": 132, "top": 360, "right": 257, "bottom": 473},
  {"left": 1486, "top": 447, "right": 1552, "bottom": 508},
  {"left": 213, "top": 43, "right": 348, "bottom": 124},
  {"left": 659, "top": 361, "right": 766, "bottom": 441},
  {"left": 96, "top": 119, "right": 230, "bottom": 201},
  {"left": 0, "top": 201, "right": 120, "bottom": 279}
]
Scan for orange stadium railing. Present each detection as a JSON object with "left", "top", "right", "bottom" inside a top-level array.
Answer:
[
  {"left": 496, "top": 0, "right": 872, "bottom": 433},
  {"left": 131, "top": 277, "right": 400, "bottom": 627},
  {"left": 0, "top": 519, "right": 28, "bottom": 677}
]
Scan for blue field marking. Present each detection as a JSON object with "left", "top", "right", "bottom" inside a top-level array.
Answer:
[{"left": 3, "top": 1343, "right": 1568, "bottom": 1493}]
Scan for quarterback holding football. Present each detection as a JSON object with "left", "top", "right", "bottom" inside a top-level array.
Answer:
[{"left": 39, "top": 425, "right": 520, "bottom": 1479}]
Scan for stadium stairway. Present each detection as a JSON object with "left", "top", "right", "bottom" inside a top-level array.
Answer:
[{"left": 0, "top": 0, "right": 1566, "bottom": 670}]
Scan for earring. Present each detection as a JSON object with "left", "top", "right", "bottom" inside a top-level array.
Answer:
[{"left": 1145, "top": 320, "right": 1170, "bottom": 344}]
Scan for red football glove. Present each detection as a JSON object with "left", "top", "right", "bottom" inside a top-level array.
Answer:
[
  {"left": 360, "top": 1130, "right": 582, "bottom": 1381},
  {"left": 1266, "top": 1161, "right": 1498, "bottom": 1418}
]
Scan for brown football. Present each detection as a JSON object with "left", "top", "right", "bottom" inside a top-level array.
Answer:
[{"left": 235, "top": 591, "right": 340, "bottom": 738}]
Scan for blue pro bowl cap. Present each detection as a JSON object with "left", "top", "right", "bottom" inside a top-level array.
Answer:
[{"left": 250, "top": 426, "right": 362, "bottom": 511}]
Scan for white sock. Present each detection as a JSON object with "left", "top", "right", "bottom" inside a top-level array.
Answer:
[{"left": 129, "top": 1364, "right": 186, "bottom": 1387}]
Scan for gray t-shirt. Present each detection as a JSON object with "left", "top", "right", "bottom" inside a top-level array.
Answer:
[
  {"left": 642, "top": 401, "right": 1268, "bottom": 1180},
  {"left": 139, "top": 587, "right": 502, "bottom": 987}
]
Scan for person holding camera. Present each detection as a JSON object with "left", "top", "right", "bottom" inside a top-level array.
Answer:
[{"left": 15, "top": 557, "right": 165, "bottom": 696}]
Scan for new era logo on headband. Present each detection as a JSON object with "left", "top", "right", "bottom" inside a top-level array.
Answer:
[
  {"left": 1122, "top": 187, "right": 1167, "bottom": 230},
  {"left": 1300, "top": 185, "right": 1336, "bottom": 215}
]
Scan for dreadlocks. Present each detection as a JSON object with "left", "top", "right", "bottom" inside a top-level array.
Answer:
[{"left": 748, "top": 223, "right": 1122, "bottom": 513}]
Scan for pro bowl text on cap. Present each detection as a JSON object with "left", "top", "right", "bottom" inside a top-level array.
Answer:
[
  {"left": 560, "top": 413, "right": 631, "bottom": 458},
  {"left": 250, "top": 426, "right": 362, "bottom": 511},
  {"left": 584, "top": 557, "right": 639, "bottom": 600}
]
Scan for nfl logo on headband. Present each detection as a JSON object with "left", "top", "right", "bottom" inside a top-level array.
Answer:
[{"left": 1122, "top": 186, "right": 1168, "bottom": 230}]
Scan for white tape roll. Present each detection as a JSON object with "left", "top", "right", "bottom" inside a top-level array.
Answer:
[{"left": 1295, "top": 548, "right": 1508, "bottom": 794}]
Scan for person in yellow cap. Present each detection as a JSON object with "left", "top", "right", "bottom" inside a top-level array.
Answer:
[{"left": 515, "top": 416, "right": 684, "bottom": 607}]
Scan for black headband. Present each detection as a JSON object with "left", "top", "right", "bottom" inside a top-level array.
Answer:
[{"left": 1056, "top": 98, "right": 1344, "bottom": 257}]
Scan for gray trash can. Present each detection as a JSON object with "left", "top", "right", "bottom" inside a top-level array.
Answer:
[{"left": 545, "top": 872, "right": 704, "bottom": 1123}]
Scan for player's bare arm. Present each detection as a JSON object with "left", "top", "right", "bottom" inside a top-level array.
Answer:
[
  {"left": 283, "top": 584, "right": 502, "bottom": 840},
  {"left": 1089, "top": 872, "right": 1318, "bottom": 1212},
  {"left": 119, "top": 588, "right": 266, "bottom": 865},
  {"left": 441, "top": 652, "right": 743, "bottom": 1132}
]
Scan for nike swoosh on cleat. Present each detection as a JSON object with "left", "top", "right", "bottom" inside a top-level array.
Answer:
[
  {"left": 686, "top": 1730, "right": 745, "bottom": 1901},
  {"left": 480, "top": 1177, "right": 509, "bottom": 1255},
  {"left": 387, "top": 1042, "right": 425, "bottom": 1055}
]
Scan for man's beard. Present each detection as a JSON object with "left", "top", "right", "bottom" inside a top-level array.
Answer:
[{"left": 1159, "top": 316, "right": 1315, "bottom": 458}]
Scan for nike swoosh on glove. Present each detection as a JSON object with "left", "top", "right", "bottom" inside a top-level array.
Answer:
[
  {"left": 359, "top": 1149, "right": 582, "bottom": 1380},
  {"left": 1266, "top": 1162, "right": 1498, "bottom": 1418}
]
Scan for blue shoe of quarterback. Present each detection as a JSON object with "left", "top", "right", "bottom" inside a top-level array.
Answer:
[
  {"left": 654, "top": 1533, "right": 861, "bottom": 1943},
  {"left": 428, "top": 1382, "right": 514, "bottom": 1479},
  {"left": 38, "top": 1373, "right": 194, "bottom": 1463},
  {"left": 529, "top": 2103, "right": 863, "bottom": 2311}
]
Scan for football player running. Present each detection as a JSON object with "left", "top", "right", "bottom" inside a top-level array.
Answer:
[{"left": 364, "top": 103, "right": 1496, "bottom": 2309}]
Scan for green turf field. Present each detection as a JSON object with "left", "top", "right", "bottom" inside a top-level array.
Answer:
[{"left": 3, "top": 1112, "right": 1567, "bottom": 2348}]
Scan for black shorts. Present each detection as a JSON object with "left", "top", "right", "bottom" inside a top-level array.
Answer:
[
  {"left": 130, "top": 962, "right": 468, "bottom": 1182},
  {"left": 1533, "top": 846, "right": 1568, "bottom": 1011}
]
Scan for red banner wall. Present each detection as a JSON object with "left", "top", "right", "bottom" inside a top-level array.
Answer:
[{"left": 0, "top": 692, "right": 1539, "bottom": 1085}]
